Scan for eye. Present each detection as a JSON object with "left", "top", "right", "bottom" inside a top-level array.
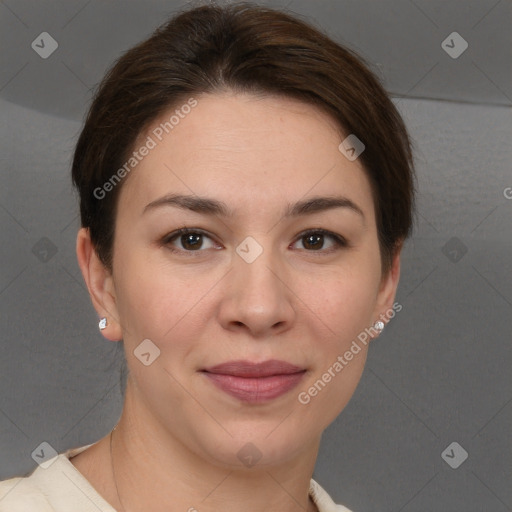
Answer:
[
  {"left": 162, "top": 228, "right": 220, "bottom": 253},
  {"left": 291, "top": 229, "right": 347, "bottom": 253},
  {"left": 161, "top": 227, "right": 347, "bottom": 255}
]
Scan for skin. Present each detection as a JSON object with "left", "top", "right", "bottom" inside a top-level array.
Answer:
[{"left": 72, "top": 91, "right": 401, "bottom": 512}]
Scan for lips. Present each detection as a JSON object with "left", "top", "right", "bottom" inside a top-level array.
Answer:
[
  {"left": 201, "top": 359, "right": 306, "bottom": 403},
  {"left": 202, "top": 359, "right": 304, "bottom": 377}
]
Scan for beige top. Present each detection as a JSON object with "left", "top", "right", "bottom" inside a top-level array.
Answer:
[{"left": 0, "top": 443, "right": 353, "bottom": 512}]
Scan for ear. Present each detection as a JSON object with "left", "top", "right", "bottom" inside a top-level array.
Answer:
[
  {"left": 371, "top": 242, "right": 403, "bottom": 333},
  {"left": 76, "top": 227, "right": 123, "bottom": 341}
]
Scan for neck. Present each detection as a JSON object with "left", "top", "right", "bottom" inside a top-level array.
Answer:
[{"left": 109, "top": 381, "right": 321, "bottom": 512}]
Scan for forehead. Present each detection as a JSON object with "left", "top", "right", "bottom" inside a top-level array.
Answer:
[{"left": 119, "top": 92, "right": 375, "bottom": 219}]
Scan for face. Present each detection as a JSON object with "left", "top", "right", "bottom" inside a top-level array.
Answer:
[{"left": 96, "top": 92, "right": 399, "bottom": 468}]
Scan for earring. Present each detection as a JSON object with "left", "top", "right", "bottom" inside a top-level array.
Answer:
[
  {"left": 99, "top": 317, "right": 108, "bottom": 330},
  {"left": 374, "top": 320, "right": 385, "bottom": 333}
]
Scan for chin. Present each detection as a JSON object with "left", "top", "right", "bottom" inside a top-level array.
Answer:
[{"left": 191, "top": 422, "right": 312, "bottom": 470}]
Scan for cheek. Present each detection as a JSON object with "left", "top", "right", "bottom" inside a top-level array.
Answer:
[
  {"left": 305, "top": 262, "right": 381, "bottom": 345},
  {"left": 112, "top": 245, "right": 220, "bottom": 353},
  {"left": 112, "top": 243, "right": 172, "bottom": 340},
  {"left": 297, "top": 257, "right": 379, "bottom": 391},
  {"left": 295, "top": 273, "right": 376, "bottom": 430}
]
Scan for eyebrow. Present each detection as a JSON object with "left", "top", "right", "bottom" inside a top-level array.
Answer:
[{"left": 143, "top": 193, "right": 365, "bottom": 221}]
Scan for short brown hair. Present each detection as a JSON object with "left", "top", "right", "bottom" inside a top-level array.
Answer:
[{"left": 72, "top": 1, "right": 415, "bottom": 274}]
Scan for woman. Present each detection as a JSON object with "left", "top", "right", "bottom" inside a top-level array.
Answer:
[{"left": 0, "top": 2, "right": 414, "bottom": 511}]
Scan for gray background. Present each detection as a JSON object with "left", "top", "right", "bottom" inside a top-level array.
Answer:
[{"left": 0, "top": 1, "right": 511, "bottom": 511}]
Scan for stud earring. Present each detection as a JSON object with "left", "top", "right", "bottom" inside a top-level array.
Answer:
[
  {"left": 374, "top": 320, "right": 385, "bottom": 333},
  {"left": 99, "top": 317, "right": 108, "bottom": 330}
]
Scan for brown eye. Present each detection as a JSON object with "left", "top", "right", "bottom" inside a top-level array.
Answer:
[
  {"left": 163, "top": 228, "right": 218, "bottom": 253},
  {"left": 292, "top": 229, "right": 347, "bottom": 252},
  {"left": 180, "top": 232, "right": 203, "bottom": 250},
  {"left": 302, "top": 233, "right": 324, "bottom": 250}
]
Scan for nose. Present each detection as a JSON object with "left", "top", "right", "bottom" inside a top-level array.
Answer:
[{"left": 217, "top": 241, "right": 296, "bottom": 338}]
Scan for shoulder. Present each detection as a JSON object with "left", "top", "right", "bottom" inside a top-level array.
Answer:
[
  {"left": 309, "top": 478, "right": 354, "bottom": 512},
  {"left": 0, "top": 473, "right": 54, "bottom": 511},
  {"left": 0, "top": 443, "right": 115, "bottom": 512}
]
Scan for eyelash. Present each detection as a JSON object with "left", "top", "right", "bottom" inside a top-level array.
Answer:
[{"left": 161, "top": 227, "right": 348, "bottom": 256}]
